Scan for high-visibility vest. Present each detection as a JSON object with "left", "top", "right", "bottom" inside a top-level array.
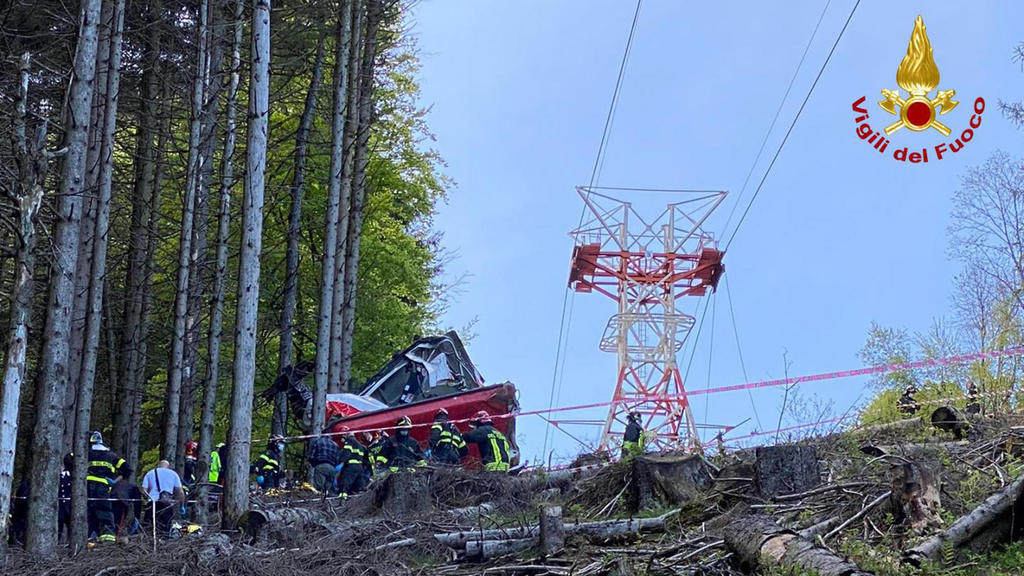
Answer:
[{"left": 209, "top": 450, "right": 222, "bottom": 483}]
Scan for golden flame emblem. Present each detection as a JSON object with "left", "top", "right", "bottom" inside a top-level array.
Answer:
[{"left": 878, "top": 15, "right": 958, "bottom": 136}]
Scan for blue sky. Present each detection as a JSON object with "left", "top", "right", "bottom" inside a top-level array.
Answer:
[{"left": 409, "top": 0, "right": 1023, "bottom": 464}]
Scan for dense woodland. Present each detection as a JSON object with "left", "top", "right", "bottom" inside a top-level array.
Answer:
[{"left": 0, "top": 0, "right": 449, "bottom": 556}]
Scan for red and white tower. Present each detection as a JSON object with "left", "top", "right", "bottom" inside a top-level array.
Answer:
[{"left": 568, "top": 187, "right": 726, "bottom": 450}]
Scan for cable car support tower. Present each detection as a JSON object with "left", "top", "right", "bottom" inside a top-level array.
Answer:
[{"left": 568, "top": 187, "right": 726, "bottom": 451}]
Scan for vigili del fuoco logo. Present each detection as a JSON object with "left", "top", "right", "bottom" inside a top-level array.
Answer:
[{"left": 852, "top": 15, "right": 985, "bottom": 163}]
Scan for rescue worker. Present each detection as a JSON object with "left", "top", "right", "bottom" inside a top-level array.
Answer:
[
  {"left": 334, "top": 427, "right": 369, "bottom": 496},
  {"left": 965, "top": 381, "right": 981, "bottom": 416},
  {"left": 183, "top": 441, "right": 198, "bottom": 487},
  {"left": 898, "top": 384, "right": 920, "bottom": 415},
  {"left": 463, "top": 411, "right": 511, "bottom": 472},
  {"left": 58, "top": 453, "right": 73, "bottom": 543},
  {"left": 622, "top": 411, "right": 646, "bottom": 458},
  {"left": 387, "top": 416, "right": 426, "bottom": 470},
  {"left": 252, "top": 435, "right": 284, "bottom": 489},
  {"left": 368, "top": 431, "right": 391, "bottom": 474},
  {"left": 307, "top": 433, "right": 342, "bottom": 494},
  {"left": 209, "top": 442, "right": 225, "bottom": 484},
  {"left": 428, "top": 408, "right": 467, "bottom": 465},
  {"left": 87, "top": 431, "right": 129, "bottom": 543}
]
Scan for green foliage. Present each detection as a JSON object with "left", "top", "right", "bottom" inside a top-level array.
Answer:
[{"left": 858, "top": 380, "right": 963, "bottom": 426}]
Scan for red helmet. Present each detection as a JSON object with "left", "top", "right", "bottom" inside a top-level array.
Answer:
[
  {"left": 184, "top": 441, "right": 198, "bottom": 458},
  {"left": 474, "top": 410, "right": 492, "bottom": 425},
  {"left": 337, "top": 426, "right": 353, "bottom": 438}
]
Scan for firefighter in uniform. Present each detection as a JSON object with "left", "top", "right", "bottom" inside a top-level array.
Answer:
[
  {"left": 463, "top": 411, "right": 511, "bottom": 472},
  {"left": 898, "top": 384, "right": 920, "bottom": 415},
  {"left": 622, "top": 411, "right": 646, "bottom": 458},
  {"left": 87, "top": 431, "right": 128, "bottom": 542},
  {"left": 965, "top": 381, "right": 981, "bottom": 415},
  {"left": 183, "top": 441, "right": 198, "bottom": 488},
  {"left": 387, "top": 416, "right": 426, "bottom": 470},
  {"left": 368, "top": 431, "right": 390, "bottom": 474},
  {"left": 428, "top": 408, "right": 468, "bottom": 465},
  {"left": 334, "top": 427, "right": 369, "bottom": 496},
  {"left": 252, "top": 435, "right": 284, "bottom": 489}
]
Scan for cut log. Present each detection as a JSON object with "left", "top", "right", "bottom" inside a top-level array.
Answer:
[
  {"left": 903, "top": 473, "right": 1024, "bottom": 566},
  {"left": 466, "top": 537, "right": 536, "bottom": 559},
  {"left": 854, "top": 417, "right": 924, "bottom": 437},
  {"left": 539, "top": 505, "right": 564, "bottom": 555},
  {"left": 889, "top": 461, "right": 941, "bottom": 532},
  {"left": 931, "top": 406, "right": 969, "bottom": 439},
  {"left": 629, "top": 453, "right": 712, "bottom": 511},
  {"left": 240, "top": 507, "right": 329, "bottom": 540},
  {"left": 723, "top": 514, "right": 875, "bottom": 576},
  {"left": 754, "top": 445, "right": 820, "bottom": 498},
  {"left": 435, "top": 509, "right": 679, "bottom": 547}
]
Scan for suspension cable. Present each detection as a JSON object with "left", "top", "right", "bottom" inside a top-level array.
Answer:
[
  {"left": 543, "top": 0, "right": 644, "bottom": 456},
  {"left": 724, "top": 0, "right": 861, "bottom": 250}
]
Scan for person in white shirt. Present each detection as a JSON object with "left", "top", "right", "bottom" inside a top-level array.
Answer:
[{"left": 141, "top": 460, "right": 185, "bottom": 533}]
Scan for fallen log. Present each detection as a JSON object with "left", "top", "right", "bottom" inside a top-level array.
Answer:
[
  {"left": 466, "top": 537, "right": 537, "bottom": 559},
  {"left": 239, "top": 507, "right": 330, "bottom": 540},
  {"left": 903, "top": 473, "right": 1024, "bottom": 566},
  {"left": 723, "top": 514, "right": 875, "bottom": 576},
  {"left": 436, "top": 509, "right": 679, "bottom": 547},
  {"left": 931, "top": 406, "right": 969, "bottom": 439},
  {"left": 854, "top": 417, "right": 924, "bottom": 437}
]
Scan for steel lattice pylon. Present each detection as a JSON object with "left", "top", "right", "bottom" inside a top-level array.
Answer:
[{"left": 568, "top": 187, "right": 726, "bottom": 451}]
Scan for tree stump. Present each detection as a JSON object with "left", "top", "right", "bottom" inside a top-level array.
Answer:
[
  {"left": 375, "top": 470, "right": 432, "bottom": 515},
  {"left": 629, "top": 454, "right": 712, "bottom": 511},
  {"left": 754, "top": 445, "right": 820, "bottom": 498},
  {"left": 889, "top": 461, "right": 941, "bottom": 533},
  {"left": 539, "top": 505, "right": 564, "bottom": 556}
]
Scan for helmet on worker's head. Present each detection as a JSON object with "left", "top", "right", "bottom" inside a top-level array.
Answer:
[
  {"left": 395, "top": 416, "right": 413, "bottom": 430},
  {"left": 360, "top": 431, "right": 374, "bottom": 445},
  {"left": 336, "top": 426, "right": 353, "bottom": 439},
  {"left": 63, "top": 453, "right": 74, "bottom": 469},
  {"left": 472, "top": 410, "right": 492, "bottom": 426},
  {"left": 628, "top": 411, "right": 641, "bottom": 422},
  {"left": 270, "top": 434, "right": 286, "bottom": 451},
  {"left": 89, "top": 431, "right": 103, "bottom": 445},
  {"left": 434, "top": 408, "right": 449, "bottom": 421},
  {"left": 905, "top": 384, "right": 918, "bottom": 394},
  {"left": 185, "top": 441, "right": 198, "bottom": 458}
]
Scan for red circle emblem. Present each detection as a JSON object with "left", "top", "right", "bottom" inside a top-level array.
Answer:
[{"left": 906, "top": 101, "right": 932, "bottom": 127}]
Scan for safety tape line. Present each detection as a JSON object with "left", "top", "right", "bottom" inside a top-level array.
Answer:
[{"left": 253, "top": 346, "right": 1024, "bottom": 445}]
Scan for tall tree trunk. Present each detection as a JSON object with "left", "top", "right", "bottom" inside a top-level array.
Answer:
[
  {"left": 329, "top": 0, "right": 361, "bottom": 395},
  {"left": 313, "top": 0, "right": 355, "bottom": 431},
  {"left": 114, "top": 0, "right": 162, "bottom": 459},
  {"left": 223, "top": 0, "right": 270, "bottom": 529},
  {"left": 164, "top": 0, "right": 210, "bottom": 465},
  {"left": 276, "top": 32, "right": 327, "bottom": 437},
  {"left": 25, "top": 0, "right": 102, "bottom": 558},
  {"left": 340, "top": 0, "right": 382, "bottom": 389},
  {"left": 128, "top": 106, "right": 170, "bottom": 476},
  {"left": 0, "top": 53, "right": 48, "bottom": 552},
  {"left": 71, "top": 0, "right": 125, "bottom": 548},
  {"left": 64, "top": 0, "right": 113, "bottom": 454},
  {"left": 197, "top": 0, "right": 242, "bottom": 524},
  {"left": 178, "top": 0, "right": 224, "bottom": 473}
]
